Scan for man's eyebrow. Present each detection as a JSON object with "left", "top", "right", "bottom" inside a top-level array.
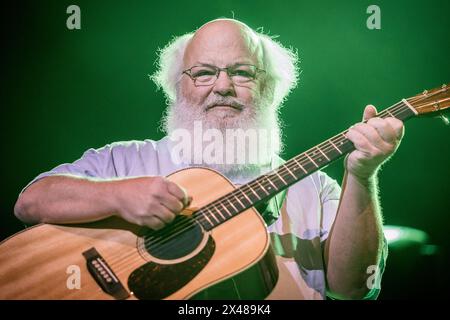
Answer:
[
  {"left": 196, "top": 62, "right": 216, "bottom": 68},
  {"left": 195, "top": 61, "right": 255, "bottom": 67}
]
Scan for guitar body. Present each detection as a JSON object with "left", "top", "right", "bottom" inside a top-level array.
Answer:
[{"left": 0, "top": 167, "right": 280, "bottom": 300}]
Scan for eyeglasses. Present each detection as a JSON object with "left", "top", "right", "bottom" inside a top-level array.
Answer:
[{"left": 182, "top": 64, "right": 265, "bottom": 86}]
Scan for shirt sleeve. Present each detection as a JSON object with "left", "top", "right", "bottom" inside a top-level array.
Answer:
[
  {"left": 20, "top": 144, "right": 117, "bottom": 194},
  {"left": 317, "top": 171, "right": 342, "bottom": 243}
]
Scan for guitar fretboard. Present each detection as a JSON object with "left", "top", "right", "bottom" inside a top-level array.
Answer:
[{"left": 193, "top": 99, "right": 417, "bottom": 230}]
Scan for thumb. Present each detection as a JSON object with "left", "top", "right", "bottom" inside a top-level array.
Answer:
[{"left": 363, "top": 105, "right": 377, "bottom": 121}]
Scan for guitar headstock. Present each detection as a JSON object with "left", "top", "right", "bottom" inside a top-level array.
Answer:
[{"left": 406, "top": 84, "right": 450, "bottom": 118}]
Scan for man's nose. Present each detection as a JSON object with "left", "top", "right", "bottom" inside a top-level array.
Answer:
[{"left": 212, "top": 70, "right": 236, "bottom": 96}]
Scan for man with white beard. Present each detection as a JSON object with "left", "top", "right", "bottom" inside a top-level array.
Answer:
[{"left": 14, "top": 19, "right": 404, "bottom": 300}]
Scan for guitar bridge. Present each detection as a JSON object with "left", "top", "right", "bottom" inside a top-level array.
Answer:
[{"left": 82, "top": 247, "right": 129, "bottom": 300}]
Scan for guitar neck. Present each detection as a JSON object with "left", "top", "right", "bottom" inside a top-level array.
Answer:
[{"left": 194, "top": 99, "right": 418, "bottom": 230}]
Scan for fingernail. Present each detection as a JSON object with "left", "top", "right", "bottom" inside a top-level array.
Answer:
[{"left": 184, "top": 196, "right": 192, "bottom": 207}]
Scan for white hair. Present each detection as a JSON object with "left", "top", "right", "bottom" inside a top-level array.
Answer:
[{"left": 150, "top": 19, "right": 300, "bottom": 111}]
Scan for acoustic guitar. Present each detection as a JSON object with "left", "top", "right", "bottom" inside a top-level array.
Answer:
[{"left": 0, "top": 84, "right": 448, "bottom": 299}]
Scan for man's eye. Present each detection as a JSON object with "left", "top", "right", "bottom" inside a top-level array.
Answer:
[
  {"left": 232, "top": 69, "right": 254, "bottom": 78},
  {"left": 192, "top": 69, "right": 216, "bottom": 77}
]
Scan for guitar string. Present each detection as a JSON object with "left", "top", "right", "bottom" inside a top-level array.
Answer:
[
  {"left": 407, "top": 86, "right": 449, "bottom": 111},
  {"left": 108, "top": 101, "right": 412, "bottom": 267}
]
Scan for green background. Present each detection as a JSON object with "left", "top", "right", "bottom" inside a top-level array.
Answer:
[{"left": 2, "top": 0, "right": 449, "bottom": 298}]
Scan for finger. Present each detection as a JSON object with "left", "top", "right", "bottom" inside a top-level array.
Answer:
[
  {"left": 154, "top": 204, "right": 176, "bottom": 224},
  {"left": 385, "top": 117, "right": 405, "bottom": 140},
  {"left": 145, "top": 216, "right": 165, "bottom": 230},
  {"left": 166, "top": 181, "right": 189, "bottom": 206},
  {"left": 363, "top": 105, "right": 377, "bottom": 121},
  {"left": 346, "top": 127, "right": 378, "bottom": 155},
  {"left": 351, "top": 123, "right": 392, "bottom": 153},
  {"left": 367, "top": 118, "right": 397, "bottom": 144},
  {"left": 160, "top": 194, "right": 184, "bottom": 214}
]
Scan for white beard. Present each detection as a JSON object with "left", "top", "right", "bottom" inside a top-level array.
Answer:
[{"left": 163, "top": 92, "right": 283, "bottom": 181}]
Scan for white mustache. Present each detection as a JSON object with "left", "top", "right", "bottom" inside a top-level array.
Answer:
[{"left": 204, "top": 98, "right": 245, "bottom": 111}]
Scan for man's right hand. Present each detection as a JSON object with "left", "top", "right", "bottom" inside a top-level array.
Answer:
[{"left": 112, "top": 176, "right": 191, "bottom": 230}]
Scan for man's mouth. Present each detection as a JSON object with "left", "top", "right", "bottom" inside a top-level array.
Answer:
[{"left": 206, "top": 104, "right": 243, "bottom": 111}]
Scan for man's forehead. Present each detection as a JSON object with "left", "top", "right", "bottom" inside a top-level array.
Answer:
[
  {"left": 194, "top": 19, "right": 249, "bottom": 43},
  {"left": 191, "top": 58, "right": 256, "bottom": 67},
  {"left": 184, "top": 20, "right": 260, "bottom": 66}
]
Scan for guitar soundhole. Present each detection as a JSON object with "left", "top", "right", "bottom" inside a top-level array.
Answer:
[{"left": 140, "top": 216, "right": 204, "bottom": 260}]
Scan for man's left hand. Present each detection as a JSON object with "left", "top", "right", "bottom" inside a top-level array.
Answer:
[{"left": 345, "top": 105, "right": 404, "bottom": 181}]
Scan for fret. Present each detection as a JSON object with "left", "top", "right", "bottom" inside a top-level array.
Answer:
[
  {"left": 247, "top": 184, "right": 261, "bottom": 200},
  {"left": 316, "top": 146, "right": 330, "bottom": 161},
  {"left": 226, "top": 197, "right": 239, "bottom": 211},
  {"left": 219, "top": 202, "right": 232, "bottom": 217},
  {"left": 305, "top": 152, "right": 318, "bottom": 167},
  {"left": 329, "top": 139, "right": 342, "bottom": 154},
  {"left": 241, "top": 189, "right": 255, "bottom": 203},
  {"left": 233, "top": 193, "right": 246, "bottom": 208},
  {"left": 310, "top": 149, "right": 323, "bottom": 163},
  {"left": 255, "top": 179, "right": 270, "bottom": 195},
  {"left": 386, "top": 109, "right": 395, "bottom": 117},
  {"left": 196, "top": 212, "right": 213, "bottom": 230},
  {"left": 214, "top": 205, "right": 227, "bottom": 220},
  {"left": 335, "top": 134, "right": 347, "bottom": 147},
  {"left": 401, "top": 99, "right": 419, "bottom": 116},
  {"left": 266, "top": 177, "right": 278, "bottom": 191},
  {"left": 336, "top": 136, "right": 354, "bottom": 154},
  {"left": 208, "top": 207, "right": 222, "bottom": 223},
  {"left": 202, "top": 209, "right": 215, "bottom": 225},
  {"left": 274, "top": 171, "right": 287, "bottom": 185},
  {"left": 293, "top": 157, "right": 308, "bottom": 174},
  {"left": 283, "top": 164, "right": 297, "bottom": 179},
  {"left": 328, "top": 134, "right": 351, "bottom": 153}
]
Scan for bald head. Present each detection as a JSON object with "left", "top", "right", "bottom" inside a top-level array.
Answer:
[{"left": 183, "top": 19, "right": 262, "bottom": 69}]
